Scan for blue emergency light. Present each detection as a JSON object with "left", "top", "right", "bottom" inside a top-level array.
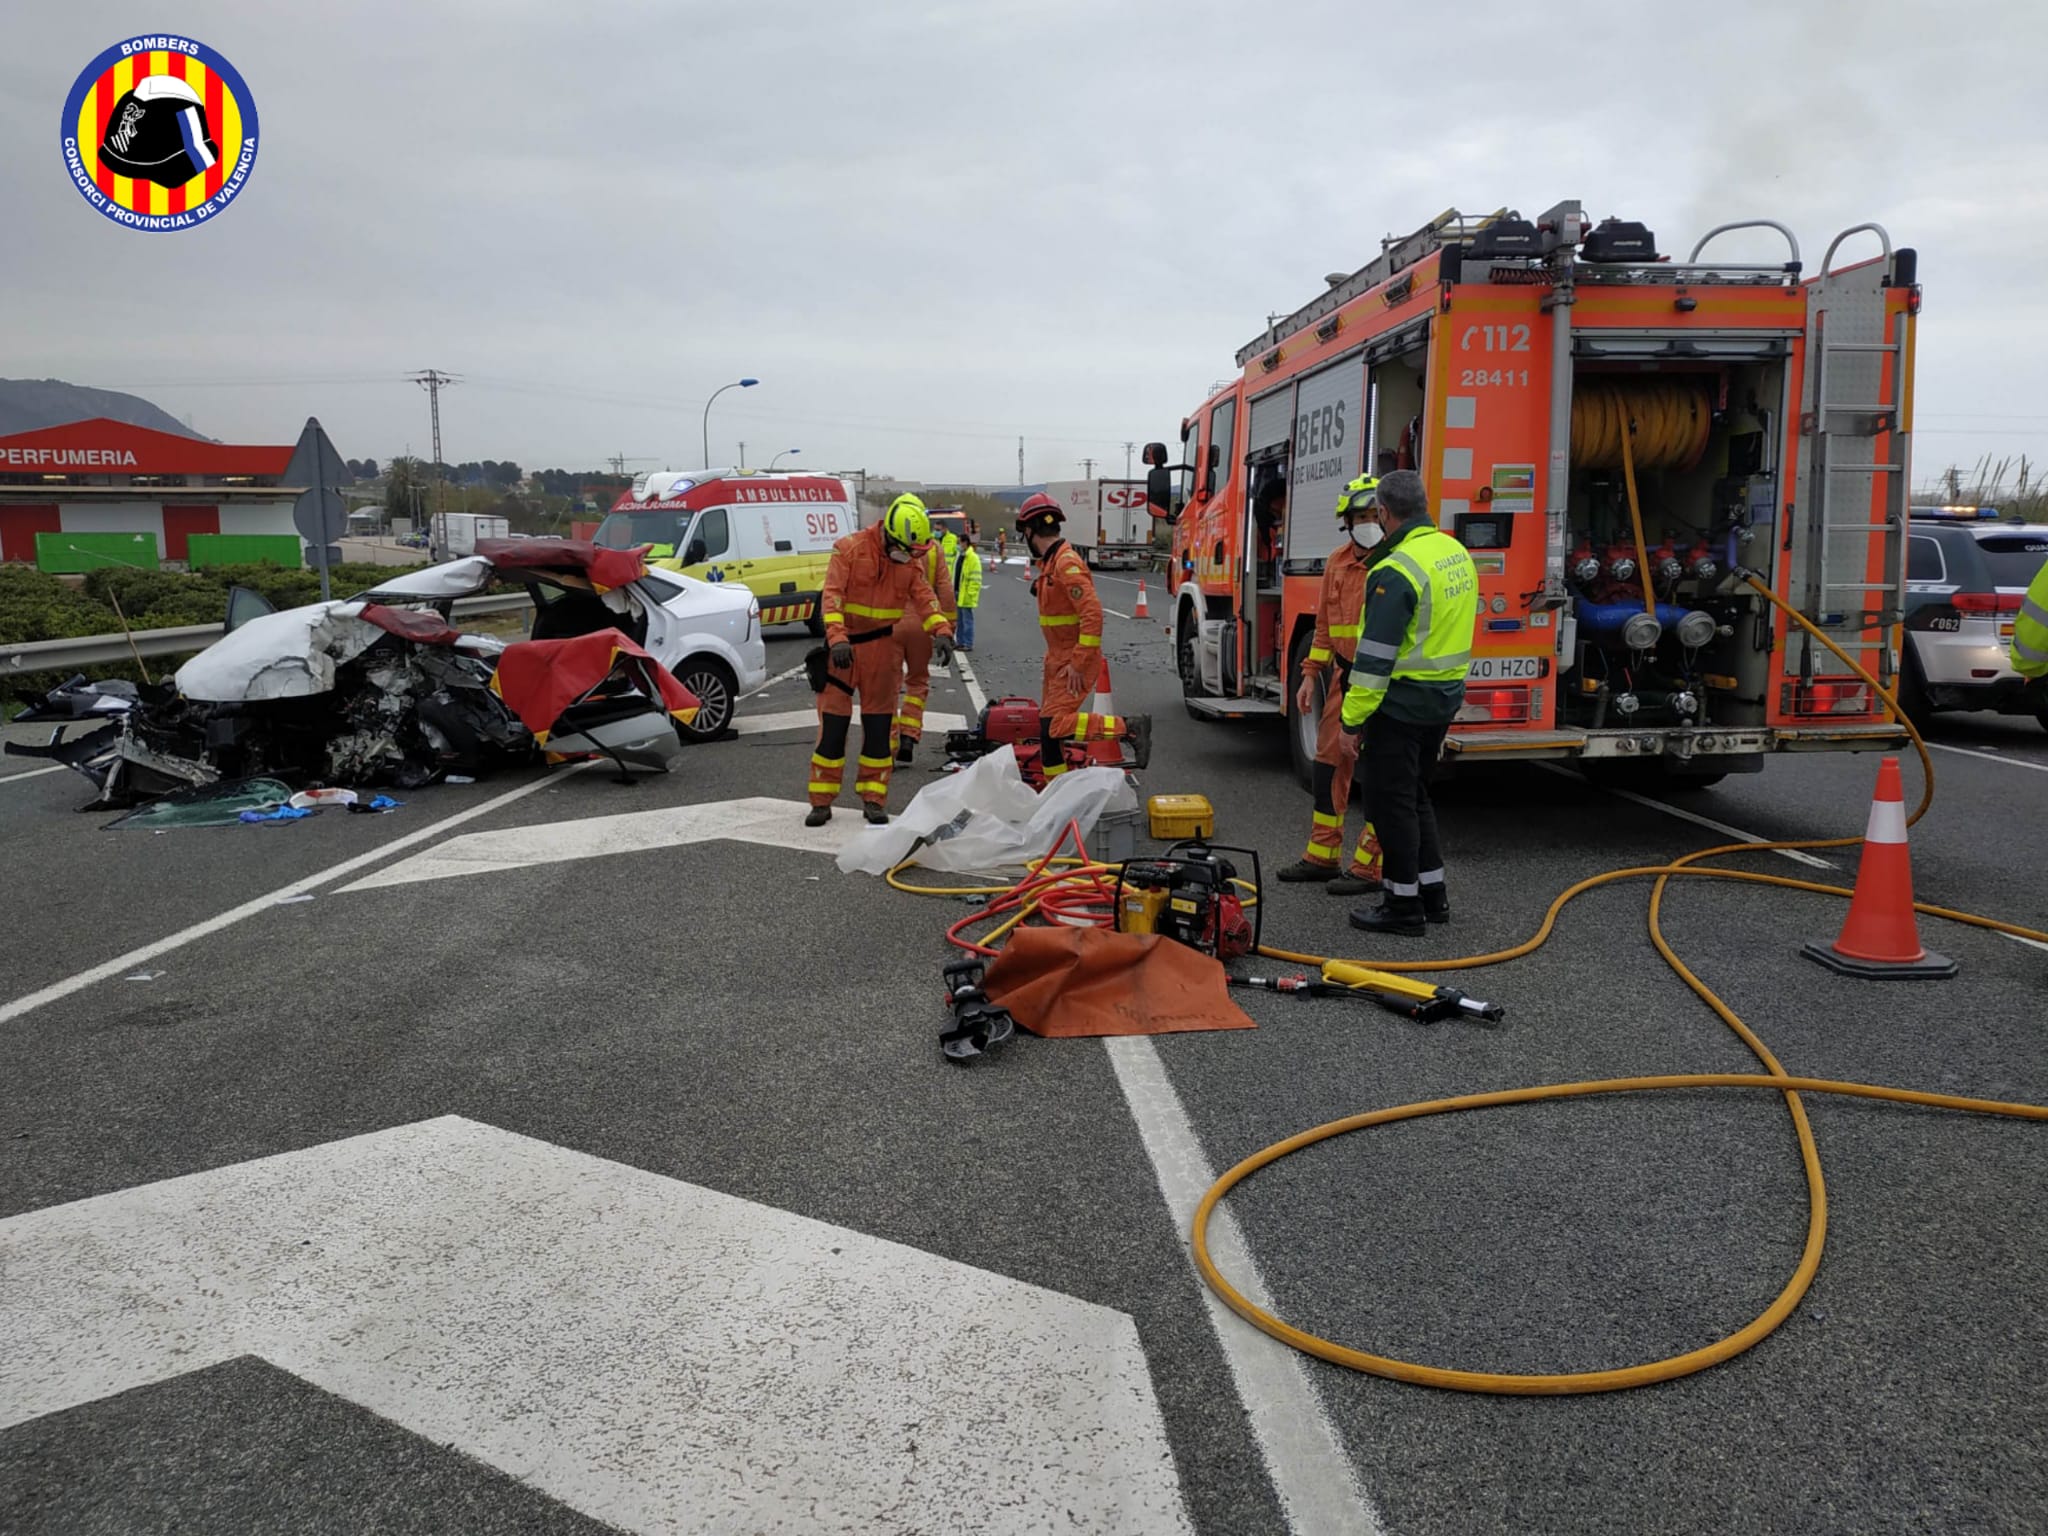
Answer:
[{"left": 1910, "top": 504, "right": 1999, "bottom": 520}]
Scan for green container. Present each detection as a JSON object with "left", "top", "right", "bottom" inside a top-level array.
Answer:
[
  {"left": 34, "top": 531, "right": 160, "bottom": 574},
  {"left": 187, "top": 534, "right": 304, "bottom": 570}
]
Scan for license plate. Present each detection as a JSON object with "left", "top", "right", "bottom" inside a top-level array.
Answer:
[{"left": 1469, "top": 656, "right": 1543, "bottom": 681}]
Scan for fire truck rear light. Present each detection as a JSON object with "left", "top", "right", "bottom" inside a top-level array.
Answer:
[
  {"left": 1703, "top": 673, "right": 1739, "bottom": 690},
  {"left": 1782, "top": 680, "right": 1872, "bottom": 716},
  {"left": 1457, "top": 686, "right": 1532, "bottom": 724}
]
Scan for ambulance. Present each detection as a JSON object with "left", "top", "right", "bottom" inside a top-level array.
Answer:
[
  {"left": 595, "top": 469, "right": 856, "bottom": 634},
  {"left": 1146, "top": 200, "right": 1921, "bottom": 789}
]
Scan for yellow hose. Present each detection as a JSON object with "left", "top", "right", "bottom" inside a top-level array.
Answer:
[
  {"left": 1194, "top": 575, "right": 2048, "bottom": 1394},
  {"left": 1570, "top": 378, "right": 1712, "bottom": 471}
]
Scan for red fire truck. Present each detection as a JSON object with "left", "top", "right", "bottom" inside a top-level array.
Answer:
[{"left": 1144, "top": 200, "right": 1919, "bottom": 787}]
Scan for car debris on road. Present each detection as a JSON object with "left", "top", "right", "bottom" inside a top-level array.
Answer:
[{"left": 3, "top": 540, "right": 757, "bottom": 810}]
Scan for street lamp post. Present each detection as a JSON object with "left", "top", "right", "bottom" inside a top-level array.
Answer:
[
  {"left": 701, "top": 378, "right": 759, "bottom": 468},
  {"left": 770, "top": 448, "right": 802, "bottom": 469}
]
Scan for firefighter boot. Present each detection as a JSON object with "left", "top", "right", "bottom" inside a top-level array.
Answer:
[
  {"left": 805, "top": 806, "right": 831, "bottom": 828},
  {"left": 1349, "top": 894, "right": 1426, "bottom": 938},
  {"left": 864, "top": 802, "right": 890, "bottom": 825},
  {"left": 895, "top": 735, "right": 916, "bottom": 765},
  {"left": 1421, "top": 884, "right": 1450, "bottom": 925},
  {"left": 1327, "top": 869, "right": 1383, "bottom": 897},
  {"left": 1276, "top": 858, "right": 1339, "bottom": 883}
]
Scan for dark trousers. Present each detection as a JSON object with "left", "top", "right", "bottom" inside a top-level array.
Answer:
[{"left": 1363, "top": 714, "right": 1449, "bottom": 895}]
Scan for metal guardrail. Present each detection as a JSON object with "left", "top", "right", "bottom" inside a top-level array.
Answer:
[{"left": 0, "top": 593, "right": 534, "bottom": 677}]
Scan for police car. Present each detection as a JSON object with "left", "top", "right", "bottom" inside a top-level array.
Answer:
[{"left": 1902, "top": 506, "right": 2048, "bottom": 731}]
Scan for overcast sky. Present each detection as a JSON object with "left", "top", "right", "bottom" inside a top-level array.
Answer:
[{"left": 4, "top": 0, "right": 2044, "bottom": 489}]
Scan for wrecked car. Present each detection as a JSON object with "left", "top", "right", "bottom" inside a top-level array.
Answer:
[{"left": 5, "top": 540, "right": 760, "bottom": 808}]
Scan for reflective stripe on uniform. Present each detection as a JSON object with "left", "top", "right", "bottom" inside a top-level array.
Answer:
[
  {"left": 1040, "top": 614, "right": 1080, "bottom": 627},
  {"left": 1307, "top": 645, "right": 1333, "bottom": 664},
  {"left": 1303, "top": 842, "right": 1338, "bottom": 862},
  {"left": 808, "top": 782, "right": 840, "bottom": 795},
  {"left": 923, "top": 613, "right": 946, "bottom": 632},
  {"left": 1077, "top": 634, "right": 1101, "bottom": 648},
  {"left": 1312, "top": 811, "right": 1341, "bottom": 829},
  {"left": 854, "top": 781, "right": 888, "bottom": 796},
  {"left": 820, "top": 611, "right": 844, "bottom": 626},
  {"left": 1329, "top": 623, "right": 1363, "bottom": 639},
  {"left": 845, "top": 601, "right": 904, "bottom": 620},
  {"left": 1355, "top": 637, "right": 1399, "bottom": 661},
  {"left": 857, "top": 754, "right": 893, "bottom": 768}
]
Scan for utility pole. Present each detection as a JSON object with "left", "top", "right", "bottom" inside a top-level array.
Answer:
[
  {"left": 1078, "top": 457, "right": 1096, "bottom": 479},
  {"left": 738, "top": 441, "right": 746, "bottom": 469},
  {"left": 1018, "top": 436, "right": 1024, "bottom": 487},
  {"left": 1123, "top": 441, "right": 1136, "bottom": 479},
  {"left": 408, "top": 370, "right": 460, "bottom": 519}
]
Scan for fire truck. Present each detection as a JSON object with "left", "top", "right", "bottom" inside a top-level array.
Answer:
[{"left": 1144, "top": 200, "right": 1920, "bottom": 787}]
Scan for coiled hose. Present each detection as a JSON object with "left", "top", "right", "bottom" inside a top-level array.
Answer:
[{"left": 1197, "top": 575, "right": 2048, "bottom": 1394}]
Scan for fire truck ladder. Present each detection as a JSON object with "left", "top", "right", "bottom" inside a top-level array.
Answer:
[
  {"left": 1235, "top": 206, "right": 1514, "bottom": 366},
  {"left": 1797, "top": 223, "right": 1910, "bottom": 682}
]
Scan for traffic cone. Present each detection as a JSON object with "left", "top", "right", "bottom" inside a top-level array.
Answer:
[
  {"left": 1076, "top": 661, "right": 1129, "bottom": 768},
  {"left": 1134, "top": 579, "right": 1150, "bottom": 619},
  {"left": 1801, "top": 756, "right": 1957, "bottom": 980}
]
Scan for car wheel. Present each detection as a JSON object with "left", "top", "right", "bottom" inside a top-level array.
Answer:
[{"left": 673, "top": 657, "right": 737, "bottom": 742}]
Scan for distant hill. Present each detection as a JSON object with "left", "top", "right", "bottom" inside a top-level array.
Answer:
[{"left": 0, "top": 378, "right": 210, "bottom": 440}]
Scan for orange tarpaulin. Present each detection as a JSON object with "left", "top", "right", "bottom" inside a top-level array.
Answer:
[{"left": 983, "top": 927, "right": 1256, "bottom": 1038}]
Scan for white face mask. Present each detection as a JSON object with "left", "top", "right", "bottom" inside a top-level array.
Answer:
[
  {"left": 1349, "top": 521, "right": 1385, "bottom": 551},
  {"left": 886, "top": 544, "right": 912, "bottom": 563}
]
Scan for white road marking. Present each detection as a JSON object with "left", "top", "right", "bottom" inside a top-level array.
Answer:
[
  {"left": 1104, "top": 607, "right": 1133, "bottom": 620},
  {"left": 1929, "top": 741, "right": 2048, "bottom": 775},
  {"left": 957, "top": 650, "right": 990, "bottom": 712},
  {"left": 0, "top": 768, "right": 583, "bottom": 1027},
  {"left": 0, "top": 1116, "right": 1191, "bottom": 1535},
  {"left": 957, "top": 644, "right": 1381, "bottom": 1530},
  {"left": 341, "top": 796, "right": 859, "bottom": 892},
  {"left": 736, "top": 708, "right": 967, "bottom": 738},
  {"left": 2003, "top": 933, "right": 2048, "bottom": 955},
  {"left": 0, "top": 765, "right": 68, "bottom": 785},
  {"left": 1536, "top": 764, "right": 1835, "bottom": 868},
  {"left": 1109, "top": 1040, "right": 1383, "bottom": 1536}
]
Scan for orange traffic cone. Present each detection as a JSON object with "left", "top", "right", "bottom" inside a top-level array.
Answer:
[
  {"left": 1801, "top": 756, "right": 1957, "bottom": 980},
  {"left": 1133, "top": 579, "right": 1150, "bottom": 620}
]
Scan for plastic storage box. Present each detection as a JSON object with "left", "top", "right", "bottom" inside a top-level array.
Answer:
[{"left": 1147, "top": 793, "right": 1215, "bottom": 840}]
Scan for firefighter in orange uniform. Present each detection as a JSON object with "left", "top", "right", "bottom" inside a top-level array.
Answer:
[
  {"left": 890, "top": 527, "right": 958, "bottom": 763},
  {"left": 1017, "top": 492, "right": 1116, "bottom": 780},
  {"left": 1275, "top": 475, "right": 1385, "bottom": 893},
  {"left": 806, "top": 495, "right": 953, "bottom": 826}
]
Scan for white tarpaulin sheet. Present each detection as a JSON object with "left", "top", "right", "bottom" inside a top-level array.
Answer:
[{"left": 836, "top": 747, "right": 1137, "bottom": 876}]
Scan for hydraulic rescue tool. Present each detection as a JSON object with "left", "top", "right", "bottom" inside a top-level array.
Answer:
[
  {"left": 944, "top": 695, "right": 1154, "bottom": 787},
  {"left": 939, "top": 956, "right": 1016, "bottom": 1062},
  {"left": 1232, "top": 962, "right": 1504, "bottom": 1024},
  {"left": 1115, "top": 840, "right": 1260, "bottom": 960}
]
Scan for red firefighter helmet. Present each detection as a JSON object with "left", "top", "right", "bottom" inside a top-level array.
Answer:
[{"left": 1016, "top": 491, "right": 1064, "bottom": 535}]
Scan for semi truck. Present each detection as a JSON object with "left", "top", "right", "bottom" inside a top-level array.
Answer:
[
  {"left": 429, "top": 512, "right": 511, "bottom": 562},
  {"left": 1145, "top": 199, "right": 1919, "bottom": 788},
  {"left": 1043, "top": 478, "right": 1154, "bottom": 569}
]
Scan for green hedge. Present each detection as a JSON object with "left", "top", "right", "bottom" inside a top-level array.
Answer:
[{"left": 2, "top": 560, "right": 431, "bottom": 706}]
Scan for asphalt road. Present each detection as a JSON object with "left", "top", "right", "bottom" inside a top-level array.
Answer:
[{"left": 3, "top": 559, "right": 2045, "bottom": 1535}]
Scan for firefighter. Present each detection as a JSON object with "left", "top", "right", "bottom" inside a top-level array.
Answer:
[
  {"left": 891, "top": 517, "right": 958, "bottom": 763},
  {"left": 2013, "top": 559, "right": 2048, "bottom": 680},
  {"left": 1017, "top": 492, "right": 1113, "bottom": 779},
  {"left": 1335, "top": 469, "right": 1478, "bottom": 935},
  {"left": 1275, "top": 474, "right": 1386, "bottom": 894},
  {"left": 806, "top": 495, "right": 954, "bottom": 826},
  {"left": 949, "top": 528, "right": 984, "bottom": 651}
]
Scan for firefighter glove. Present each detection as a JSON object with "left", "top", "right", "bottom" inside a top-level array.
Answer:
[
  {"left": 933, "top": 634, "right": 956, "bottom": 667},
  {"left": 829, "top": 641, "right": 854, "bottom": 670}
]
